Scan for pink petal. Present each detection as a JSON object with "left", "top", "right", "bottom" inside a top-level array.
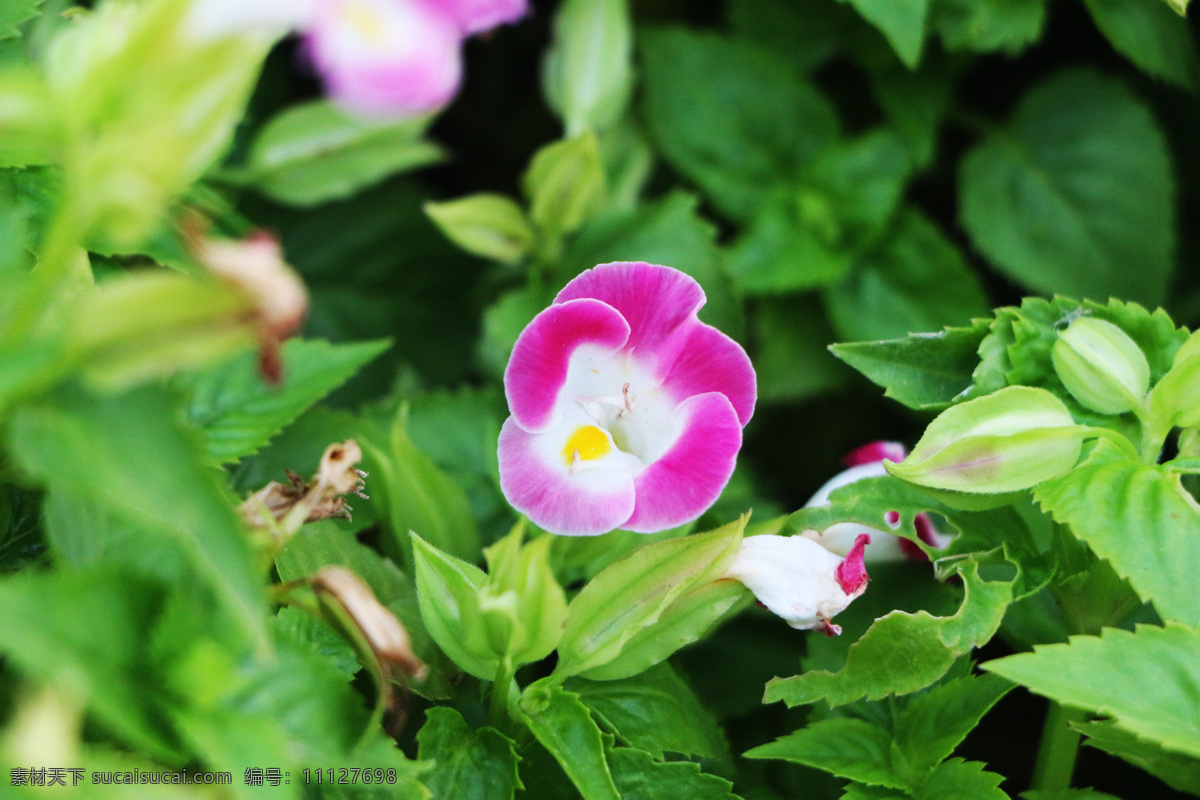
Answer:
[
  {"left": 623, "top": 392, "right": 743, "bottom": 533},
  {"left": 660, "top": 323, "right": 756, "bottom": 426},
  {"left": 431, "top": 0, "right": 528, "bottom": 35},
  {"left": 497, "top": 418, "right": 635, "bottom": 536},
  {"left": 308, "top": 0, "right": 464, "bottom": 117},
  {"left": 555, "top": 262, "right": 706, "bottom": 360},
  {"left": 834, "top": 534, "right": 871, "bottom": 595},
  {"left": 504, "top": 298, "right": 630, "bottom": 433},
  {"left": 842, "top": 440, "right": 908, "bottom": 467}
]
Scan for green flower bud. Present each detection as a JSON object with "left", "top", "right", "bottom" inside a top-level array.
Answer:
[
  {"left": 424, "top": 194, "right": 535, "bottom": 265},
  {"left": 1149, "top": 330, "right": 1200, "bottom": 430},
  {"left": 1051, "top": 317, "right": 1150, "bottom": 415},
  {"left": 887, "top": 386, "right": 1086, "bottom": 493}
]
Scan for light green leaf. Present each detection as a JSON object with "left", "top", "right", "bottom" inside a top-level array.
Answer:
[
  {"left": 417, "top": 707, "right": 521, "bottom": 800},
  {"left": 746, "top": 717, "right": 904, "bottom": 788},
  {"left": 241, "top": 100, "right": 444, "bottom": 206},
  {"left": 608, "top": 746, "right": 742, "bottom": 800},
  {"left": 424, "top": 194, "right": 535, "bottom": 265},
  {"left": 1033, "top": 439, "right": 1200, "bottom": 626},
  {"left": 640, "top": 28, "right": 838, "bottom": 221},
  {"left": 893, "top": 673, "right": 1013, "bottom": 772},
  {"left": 825, "top": 210, "right": 988, "bottom": 343},
  {"left": 829, "top": 317, "right": 990, "bottom": 411},
  {"left": 542, "top": 0, "right": 633, "bottom": 136},
  {"left": 520, "top": 681, "right": 620, "bottom": 800},
  {"left": 959, "top": 69, "right": 1174, "bottom": 306},
  {"left": 914, "top": 759, "right": 1009, "bottom": 800},
  {"left": 568, "top": 663, "right": 732, "bottom": 768},
  {"left": 1082, "top": 0, "right": 1199, "bottom": 88},
  {"left": 523, "top": 132, "right": 606, "bottom": 241},
  {"left": 554, "top": 518, "right": 746, "bottom": 678},
  {"left": 184, "top": 338, "right": 389, "bottom": 464},
  {"left": 932, "top": 0, "right": 1047, "bottom": 54},
  {"left": 0, "top": 67, "right": 58, "bottom": 166},
  {"left": 845, "top": 0, "right": 929, "bottom": 67},
  {"left": 0, "top": 0, "right": 44, "bottom": 39},
  {"left": 764, "top": 560, "right": 1012, "bottom": 706},
  {"left": 1075, "top": 720, "right": 1200, "bottom": 796},
  {"left": 984, "top": 624, "right": 1200, "bottom": 758},
  {"left": 411, "top": 533, "right": 495, "bottom": 681}
]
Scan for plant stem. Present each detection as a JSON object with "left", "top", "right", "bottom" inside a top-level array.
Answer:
[
  {"left": 489, "top": 660, "right": 515, "bottom": 728},
  {"left": 1031, "top": 701, "right": 1087, "bottom": 791}
]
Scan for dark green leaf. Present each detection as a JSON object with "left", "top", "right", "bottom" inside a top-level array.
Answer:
[
  {"left": 1083, "top": 0, "right": 1200, "bottom": 88},
  {"left": 1022, "top": 790, "right": 1122, "bottom": 800},
  {"left": 1075, "top": 720, "right": 1200, "bottom": 796},
  {"left": 959, "top": 69, "right": 1174, "bottom": 306},
  {"left": 746, "top": 717, "right": 904, "bottom": 787},
  {"left": 417, "top": 707, "right": 522, "bottom": 800},
  {"left": 753, "top": 295, "right": 849, "bottom": 402},
  {"left": 914, "top": 759, "right": 1009, "bottom": 799},
  {"left": 520, "top": 682, "right": 620, "bottom": 800},
  {"left": 893, "top": 673, "right": 1013, "bottom": 772},
  {"left": 846, "top": 0, "right": 929, "bottom": 67},
  {"left": 641, "top": 28, "right": 838, "bottom": 220},
  {"left": 185, "top": 337, "right": 389, "bottom": 464},
  {"left": 984, "top": 624, "right": 1200, "bottom": 758},
  {"left": 932, "top": 0, "right": 1047, "bottom": 54},
  {"left": 608, "top": 747, "right": 742, "bottom": 800}
]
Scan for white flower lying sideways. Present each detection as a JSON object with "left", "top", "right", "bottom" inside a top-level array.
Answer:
[{"left": 725, "top": 532, "right": 870, "bottom": 636}]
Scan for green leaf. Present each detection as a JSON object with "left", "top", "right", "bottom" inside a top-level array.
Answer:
[
  {"left": 363, "top": 408, "right": 481, "bottom": 564},
  {"left": 845, "top": 0, "right": 929, "bottom": 67},
  {"left": 542, "top": 0, "right": 633, "bottom": 136},
  {"left": 1075, "top": 720, "right": 1200, "bottom": 796},
  {"left": 1033, "top": 440, "right": 1200, "bottom": 626},
  {"left": 0, "top": 0, "right": 44, "bottom": 39},
  {"left": 871, "top": 65, "right": 956, "bottom": 167},
  {"left": 764, "top": 560, "right": 1012, "bottom": 706},
  {"left": 959, "top": 69, "right": 1174, "bottom": 306},
  {"left": 0, "top": 67, "right": 58, "bottom": 166},
  {"left": 240, "top": 100, "right": 444, "bottom": 206},
  {"left": 411, "top": 533, "right": 495, "bottom": 681},
  {"left": 829, "top": 317, "right": 990, "bottom": 411},
  {"left": 1082, "top": 0, "right": 1199, "bottom": 89},
  {"left": 893, "top": 673, "right": 1013, "bottom": 772},
  {"left": 914, "top": 759, "right": 1009, "bottom": 800},
  {"left": 755, "top": 295, "right": 850, "bottom": 403},
  {"left": 554, "top": 518, "right": 745, "bottom": 678},
  {"left": 746, "top": 717, "right": 905, "bottom": 788},
  {"left": 417, "top": 707, "right": 522, "bottom": 800},
  {"left": 608, "top": 746, "right": 743, "bottom": 800},
  {"left": 520, "top": 682, "right": 620, "bottom": 800},
  {"left": 984, "top": 624, "right": 1200, "bottom": 758},
  {"left": 932, "top": 0, "right": 1047, "bottom": 54},
  {"left": 825, "top": 210, "right": 988, "bottom": 343},
  {"left": 184, "top": 338, "right": 389, "bottom": 464},
  {"left": 424, "top": 193, "right": 535, "bottom": 265},
  {"left": 7, "top": 386, "right": 268, "bottom": 651},
  {"left": 523, "top": 132, "right": 606, "bottom": 241},
  {"left": 567, "top": 663, "right": 732, "bottom": 768},
  {"left": 1022, "top": 791, "right": 1122, "bottom": 800},
  {"left": 640, "top": 28, "right": 838, "bottom": 221}
]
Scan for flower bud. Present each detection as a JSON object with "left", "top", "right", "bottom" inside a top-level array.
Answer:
[
  {"left": 886, "top": 386, "right": 1085, "bottom": 493},
  {"left": 1051, "top": 317, "right": 1150, "bottom": 415},
  {"left": 1149, "top": 330, "right": 1200, "bottom": 430}
]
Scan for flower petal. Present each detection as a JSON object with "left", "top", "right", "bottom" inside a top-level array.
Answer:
[
  {"left": 504, "top": 298, "right": 630, "bottom": 433},
  {"left": 660, "top": 323, "right": 756, "bottom": 426},
  {"left": 432, "top": 0, "right": 528, "bottom": 35},
  {"left": 498, "top": 417, "right": 636, "bottom": 536},
  {"left": 842, "top": 440, "right": 907, "bottom": 467},
  {"left": 308, "top": 0, "right": 464, "bottom": 117},
  {"left": 555, "top": 262, "right": 706, "bottom": 359},
  {"left": 623, "top": 392, "right": 742, "bottom": 533}
]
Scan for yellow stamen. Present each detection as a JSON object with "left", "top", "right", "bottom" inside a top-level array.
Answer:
[{"left": 562, "top": 425, "right": 611, "bottom": 467}]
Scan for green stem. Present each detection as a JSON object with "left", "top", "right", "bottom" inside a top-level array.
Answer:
[
  {"left": 1031, "top": 702, "right": 1087, "bottom": 792},
  {"left": 489, "top": 659, "right": 515, "bottom": 728}
]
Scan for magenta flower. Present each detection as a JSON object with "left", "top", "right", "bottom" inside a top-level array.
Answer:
[
  {"left": 498, "top": 262, "right": 756, "bottom": 536},
  {"left": 802, "top": 441, "right": 949, "bottom": 561}
]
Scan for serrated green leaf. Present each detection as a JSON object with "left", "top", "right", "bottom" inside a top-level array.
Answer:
[
  {"left": 1022, "top": 790, "right": 1123, "bottom": 800},
  {"left": 764, "top": 560, "right": 1012, "bottom": 707},
  {"left": 746, "top": 717, "right": 905, "bottom": 788},
  {"left": 846, "top": 0, "right": 929, "bottom": 67},
  {"left": 641, "top": 28, "right": 838, "bottom": 221},
  {"left": 1075, "top": 720, "right": 1200, "bottom": 796},
  {"left": 520, "top": 682, "right": 620, "bottom": 800},
  {"left": 554, "top": 518, "right": 746, "bottom": 678},
  {"left": 829, "top": 317, "right": 991, "bottom": 411},
  {"left": 986, "top": 624, "right": 1200, "bottom": 758},
  {"left": 1033, "top": 439, "right": 1200, "bottom": 625},
  {"left": 417, "top": 707, "right": 521, "bottom": 800},
  {"left": 825, "top": 210, "right": 988, "bottom": 343},
  {"left": 1083, "top": 0, "right": 1199, "bottom": 88},
  {"left": 914, "top": 758, "right": 1009, "bottom": 799},
  {"left": 185, "top": 338, "right": 388, "bottom": 464},
  {"left": 568, "top": 663, "right": 732, "bottom": 769},
  {"left": 241, "top": 101, "right": 444, "bottom": 207},
  {"left": 411, "top": 533, "right": 495, "bottom": 681},
  {"left": 0, "top": 0, "right": 44, "bottom": 39},
  {"left": 932, "top": 0, "right": 1047, "bottom": 54},
  {"left": 893, "top": 673, "right": 1013, "bottom": 773},
  {"left": 608, "top": 746, "right": 743, "bottom": 800},
  {"left": 959, "top": 70, "right": 1174, "bottom": 306}
]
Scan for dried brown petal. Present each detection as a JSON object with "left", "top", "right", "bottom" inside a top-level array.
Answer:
[{"left": 313, "top": 566, "right": 427, "bottom": 680}]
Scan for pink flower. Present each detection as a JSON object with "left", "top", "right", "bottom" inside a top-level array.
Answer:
[
  {"left": 725, "top": 533, "right": 871, "bottom": 635},
  {"left": 498, "top": 262, "right": 756, "bottom": 536},
  {"left": 802, "top": 441, "right": 949, "bottom": 561}
]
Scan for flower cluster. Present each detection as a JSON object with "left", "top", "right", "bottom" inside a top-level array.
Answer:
[
  {"left": 188, "top": 0, "right": 528, "bottom": 115},
  {"left": 498, "top": 262, "right": 756, "bottom": 536}
]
